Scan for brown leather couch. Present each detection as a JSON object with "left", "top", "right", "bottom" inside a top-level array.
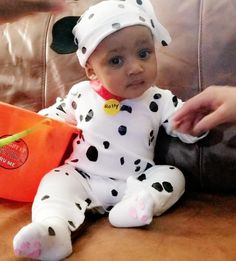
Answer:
[{"left": 0, "top": 0, "right": 236, "bottom": 260}]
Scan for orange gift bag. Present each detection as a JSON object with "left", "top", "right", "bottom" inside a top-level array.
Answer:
[{"left": 0, "top": 102, "right": 80, "bottom": 202}]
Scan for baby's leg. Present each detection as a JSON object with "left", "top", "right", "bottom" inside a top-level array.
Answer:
[
  {"left": 109, "top": 165, "right": 185, "bottom": 227},
  {"left": 13, "top": 217, "right": 72, "bottom": 260},
  {"left": 13, "top": 164, "right": 93, "bottom": 261}
]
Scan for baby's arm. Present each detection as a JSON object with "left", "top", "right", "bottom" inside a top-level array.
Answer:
[
  {"left": 158, "top": 89, "right": 207, "bottom": 143},
  {"left": 39, "top": 84, "right": 79, "bottom": 125}
]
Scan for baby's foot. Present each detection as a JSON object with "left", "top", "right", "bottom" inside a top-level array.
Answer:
[
  {"left": 13, "top": 219, "right": 72, "bottom": 261},
  {"left": 109, "top": 190, "right": 154, "bottom": 227},
  {"left": 14, "top": 238, "right": 41, "bottom": 259}
]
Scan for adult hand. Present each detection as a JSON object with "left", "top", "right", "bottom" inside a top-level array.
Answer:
[
  {"left": 172, "top": 86, "right": 236, "bottom": 135},
  {"left": 0, "top": 0, "right": 65, "bottom": 24}
]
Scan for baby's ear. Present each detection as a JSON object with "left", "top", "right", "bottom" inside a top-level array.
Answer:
[{"left": 50, "top": 16, "right": 80, "bottom": 54}]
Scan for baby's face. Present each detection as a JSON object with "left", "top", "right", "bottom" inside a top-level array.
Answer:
[{"left": 85, "top": 25, "right": 157, "bottom": 99}]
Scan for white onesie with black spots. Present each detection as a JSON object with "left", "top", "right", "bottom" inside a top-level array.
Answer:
[{"left": 34, "top": 80, "right": 204, "bottom": 230}]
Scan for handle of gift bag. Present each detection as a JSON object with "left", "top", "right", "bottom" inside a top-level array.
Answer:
[{"left": 0, "top": 118, "right": 52, "bottom": 147}]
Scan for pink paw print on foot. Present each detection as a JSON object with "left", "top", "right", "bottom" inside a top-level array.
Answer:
[
  {"left": 14, "top": 240, "right": 41, "bottom": 259},
  {"left": 128, "top": 193, "right": 153, "bottom": 225},
  {"left": 109, "top": 190, "right": 155, "bottom": 227},
  {"left": 129, "top": 207, "right": 150, "bottom": 223}
]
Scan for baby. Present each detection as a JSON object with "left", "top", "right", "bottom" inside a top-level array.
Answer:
[{"left": 13, "top": 0, "right": 207, "bottom": 260}]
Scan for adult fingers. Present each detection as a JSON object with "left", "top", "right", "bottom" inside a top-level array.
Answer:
[
  {"left": 25, "top": 0, "right": 65, "bottom": 12},
  {"left": 192, "top": 106, "right": 226, "bottom": 134},
  {"left": 0, "top": 0, "right": 65, "bottom": 24},
  {"left": 173, "top": 89, "right": 215, "bottom": 123}
]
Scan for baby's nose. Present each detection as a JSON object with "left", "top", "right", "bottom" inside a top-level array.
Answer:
[{"left": 128, "top": 61, "right": 144, "bottom": 75}]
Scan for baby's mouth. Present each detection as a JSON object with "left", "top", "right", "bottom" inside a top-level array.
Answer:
[{"left": 127, "top": 80, "right": 145, "bottom": 87}]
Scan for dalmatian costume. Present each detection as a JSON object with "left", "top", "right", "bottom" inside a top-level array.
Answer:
[{"left": 13, "top": 0, "right": 207, "bottom": 260}]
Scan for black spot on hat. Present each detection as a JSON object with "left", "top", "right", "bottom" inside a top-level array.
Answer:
[
  {"left": 112, "top": 23, "right": 121, "bottom": 29},
  {"left": 118, "top": 125, "right": 127, "bottom": 135},
  {"left": 163, "top": 181, "right": 173, "bottom": 193},
  {"left": 149, "top": 101, "right": 158, "bottom": 112},
  {"left": 169, "top": 166, "right": 175, "bottom": 170},
  {"left": 82, "top": 47, "right": 87, "bottom": 54},
  {"left": 152, "top": 182, "right": 163, "bottom": 192},
  {"left": 137, "top": 173, "right": 146, "bottom": 181},
  {"left": 48, "top": 227, "right": 56, "bottom": 236},
  {"left": 135, "top": 166, "right": 141, "bottom": 172},
  {"left": 85, "top": 109, "right": 94, "bottom": 122},
  {"left": 80, "top": 115, "right": 83, "bottom": 121},
  {"left": 86, "top": 146, "right": 98, "bottom": 161},
  {"left": 154, "top": 93, "right": 162, "bottom": 99},
  {"left": 139, "top": 16, "right": 145, "bottom": 22},
  {"left": 172, "top": 96, "right": 178, "bottom": 107},
  {"left": 161, "top": 40, "right": 168, "bottom": 46},
  {"left": 111, "top": 189, "right": 118, "bottom": 197},
  {"left": 136, "top": 0, "right": 143, "bottom": 5}
]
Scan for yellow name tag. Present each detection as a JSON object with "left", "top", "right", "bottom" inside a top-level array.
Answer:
[{"left": 103, "top": 99, "right": 120, "bottom": 116}]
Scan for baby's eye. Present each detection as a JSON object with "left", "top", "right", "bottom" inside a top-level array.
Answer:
[
  {"left": 138, "top": 49, "right": 151, "bottom": 59},
  {"left": 109, "top": 56, "right": 123, "bottom": 66}
]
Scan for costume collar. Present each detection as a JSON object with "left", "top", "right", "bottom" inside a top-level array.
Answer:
[{"left": 90, "top": 80, "right": 124, "bottom": 101}]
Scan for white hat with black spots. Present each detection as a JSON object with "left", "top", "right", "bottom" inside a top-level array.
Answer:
[{"left": 72, "top": 0, "right": 171, "bottom": 68}]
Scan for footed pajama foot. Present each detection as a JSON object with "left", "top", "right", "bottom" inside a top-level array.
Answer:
[
  {"left": 13, "top": 219, "right": 72, "bottom": 261},
  {"left": 109, "top": 190, "right": 154, "bottom": 227},
  {"left": 14, "top": 239, "right": 41, "bottom": 259}
]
